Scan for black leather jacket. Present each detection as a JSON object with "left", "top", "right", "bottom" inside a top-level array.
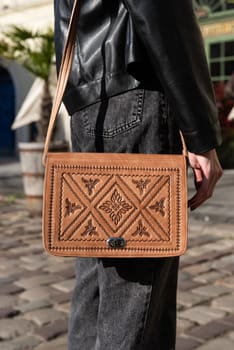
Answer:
[{"left": 54, "top": 0, "right": 221, "bottom": 153}]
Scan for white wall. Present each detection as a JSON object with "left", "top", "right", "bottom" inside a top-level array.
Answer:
[
  {"left": 0, "top": 1, "right": 53, "bottom": 32},
  {"left": 0, "top": 1, "right": 54, "bottom": 147}
]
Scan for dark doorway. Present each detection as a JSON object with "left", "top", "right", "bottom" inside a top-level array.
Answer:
[{"left": 0, "top": 66, "right": 15, "bottom": 156}]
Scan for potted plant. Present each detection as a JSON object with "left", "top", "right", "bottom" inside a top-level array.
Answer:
[{"left": 0, "top": 26, "right": 68, "bottom": 214}]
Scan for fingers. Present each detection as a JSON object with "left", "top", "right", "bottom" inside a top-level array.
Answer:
[
  {"left": 188, "top": 177, "right": 210, "bottom": 210},
  {"left": 188, "top": 150, "right": 223, "bottom": 211}
]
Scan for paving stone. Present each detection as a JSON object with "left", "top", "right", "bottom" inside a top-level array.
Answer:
[
  {"left": 198, "top": 240, "right": 234, "bottom": 253},
  {"left": 192, "top": 284, "right": 230, "bottom": 297},
  {"left": 212, "top": 254, "right": 234, "bottom": 269},
  {"left": 0, "top": 295, "right": 17, "bottom": 309},
  {"left": 15, "top": 300, "right": 52, "bottom": 314},
  {"left": 14, "top": 270, "right": 40, "bottom": 280},
  {"left": 186, "top": 320, "right": 234, "bottom": 341},
  {"left": 179, "top": 254, "right": 211, "bottom": 268},
  {"left": 177, "top": 318, "right": 195, "bottom": 334},
  {"left": 177, "top": 291, "right": 210, "bottom": 308},
  {"left": 52, "top": 279, "right": 76, "bottom": 293},
  {"left": 187, "top": 245, "right": 219, "bottom": 257},
  {"left": 179, "top": 306, "right": 226, "bottom": 325},
  {"left": 52, "top": 291, "right": 73, "bottom": 304},
  {"left": 23, "top": 308, "right": 67, "bottom": 327},
  {"left": 35, "top": 319, "right": 68, "bottom": 340},
  {"left": 43, "top": 259, "right": 74, "bottom": 273},
  {"left": 0, "top": 267, "right": 26, "bottom": 279},
  {"left": 0, "top": 277, "right": 16, "bottom": 285},
  {"left": 7, "top": 247, "right": 34, "bottom": 256},
  {"left": 55, "top": 302, "right": 71, "bottom": 314},
  {"left": 205, "top": 248, "right": 234, "bottom": 261},
  {"left": 188, "top": 235, "right": 218, "bottom": 249},
  {"left": 34, "top": 335, "right": 67, "bottom": 350},
  {"left": 0, "top": 284, "right": 25, "bottom": 295},
  {"left": 228, "top": 331, "right": 234, "bottom": 340},
  {"left": 20, "top": 261, "right": 48, "bottom": 271},
  {"left": 0, "top": 319, "right": 34, "bottom": 340},
  {"left": 215, "top": 276, "right": 234, "bottom": 289},
  {"left": 182, "top": 262, "right": 212, "bottom": 276},
  {"left": 193, "top": 271, "right": 226, "bottom": 284},
  {"left": 19, "top": 286, "right": 55, "bottom": 302},
  {"left": 0, "top": 335, "right": 41, "bottom": 350},
  {"left": 208, "top": 223, "right": 234, "bottom": 238},
  {"left": 178, "top": 271, "right": 192, "bottom": 282},
  {"left": 56, "top": 267, "right": 76, "bottom": 279},
  {"left": 15, "top": 274, "right": 62, "bottom": 289},
  {"left": 176, "top": 336, "right": 201, "bottom": 350},
  {"left": 20, "top": 255, "right": 47, "bottom": 265},
  {"left": 0, "top": 308, "right": 20, "bottom": 319},
  {"left": 212, "top": 295, "right": 234, "bottom": 312},
  {"left": 218, "top": 313, "right": 234, "bottom": 325},
  {"left": 218, "top": 263, "right": 234, "bottom": 275},
  {"left": 194, "top": 338, "right": 234, "bottom": 350},
  {"left": 0, "top": 260, "right": 21, "bottom": 270},
  {"left": 178, "top": 280, "right": 203, "bottom": 292},
  {"left": 187, "top": 219, "right": 206, "bottom": 233}
]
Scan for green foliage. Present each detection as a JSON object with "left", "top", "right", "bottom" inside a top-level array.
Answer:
[
  {"left": 0, "top": 26, "right": 55, "bottom": 141},
  {"left": 0, "top": 26, "right": 54, "bottom": 81}
]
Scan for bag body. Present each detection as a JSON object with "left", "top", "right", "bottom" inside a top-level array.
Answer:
[{"left": 43, "top": 152, "right": 187, "bottom": 257}]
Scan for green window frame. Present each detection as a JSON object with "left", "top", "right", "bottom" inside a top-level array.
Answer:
[
  {"left": 194, "top": 1, "right": 234, "bottom": 14},
  {"left": 206, "top": 38, "right": 234, "bottom": 82}
]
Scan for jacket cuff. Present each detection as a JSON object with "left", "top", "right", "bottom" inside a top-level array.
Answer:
[{"left": 183, "top": 124, "right": 222, "bottom": 154}]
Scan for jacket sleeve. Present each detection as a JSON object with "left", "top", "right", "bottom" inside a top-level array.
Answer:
[{"left": 123, "top": 0, "right": 222, "bottom": 153}]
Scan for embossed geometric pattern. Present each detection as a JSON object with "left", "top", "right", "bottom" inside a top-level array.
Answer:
[
  {"left": 99, "top": 189, "right": 133, "bottom": 226},
  {"left": 43, "top": 153, "right": 187, "bottom": 257}
]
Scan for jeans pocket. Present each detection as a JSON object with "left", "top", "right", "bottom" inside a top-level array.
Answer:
[{"left": 79, "top": 89, "right": 144, "bottom": 138}]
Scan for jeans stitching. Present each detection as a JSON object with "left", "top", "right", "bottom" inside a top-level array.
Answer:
[{"left": 82, "top": 89, "right": 144, "bottom": 137}]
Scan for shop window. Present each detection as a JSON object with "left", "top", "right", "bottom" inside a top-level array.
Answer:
[
  {"left": 209, "top": 40, "right": 234, "bottom": 82},
  {"left": 194, "top": 1, "right": 234, "bottom": 14}
]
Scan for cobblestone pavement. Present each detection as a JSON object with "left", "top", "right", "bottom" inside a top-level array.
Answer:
[{"left": 0, "top": 160, "right": 233, "bottom": 350}]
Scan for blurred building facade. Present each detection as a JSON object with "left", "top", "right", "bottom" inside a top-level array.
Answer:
[
  {"left": 196, "top": 0, "right": 234, "bottom": 134},
  {"left": 0, "top": 0, "right": 53, "bottom": 156},
  {"left": 196, "top": 1, "right": 234, "bottom": 84},
  {"left": 1, "top": 1, "right": 234, "bottom": 156}
]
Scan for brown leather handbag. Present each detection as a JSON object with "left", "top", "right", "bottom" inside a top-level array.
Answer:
[{"left": 42, "top": 0, "right": 188, "bottom": 258}]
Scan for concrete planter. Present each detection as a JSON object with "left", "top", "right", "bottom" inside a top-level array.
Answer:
[
  {"left": 18, "top": 142, "right": 44, "bottom": 215},
  {"left": 18, "top": 141, "right": 69, "bottom": 215}
]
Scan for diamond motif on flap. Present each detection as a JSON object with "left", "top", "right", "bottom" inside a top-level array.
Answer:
[{"left": 99, "top": 189, "right": 132, "bottom": 226}]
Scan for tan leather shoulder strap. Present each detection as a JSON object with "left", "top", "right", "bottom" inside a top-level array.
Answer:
[{"left": 42, "top": 0, "right": 81, "bottom": 166}]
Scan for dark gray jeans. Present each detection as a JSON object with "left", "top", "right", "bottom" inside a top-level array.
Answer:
[{"left": 69, "top": 89, "right": 181, "bottom": 350}]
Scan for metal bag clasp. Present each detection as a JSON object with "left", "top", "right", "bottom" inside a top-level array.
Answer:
[{"left": 107, "top": 237, "right": 126, "bottom": 249}]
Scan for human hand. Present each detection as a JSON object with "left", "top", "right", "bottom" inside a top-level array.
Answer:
[{"left": 187, "top": 149, "right": 223, "bottom": 211}]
